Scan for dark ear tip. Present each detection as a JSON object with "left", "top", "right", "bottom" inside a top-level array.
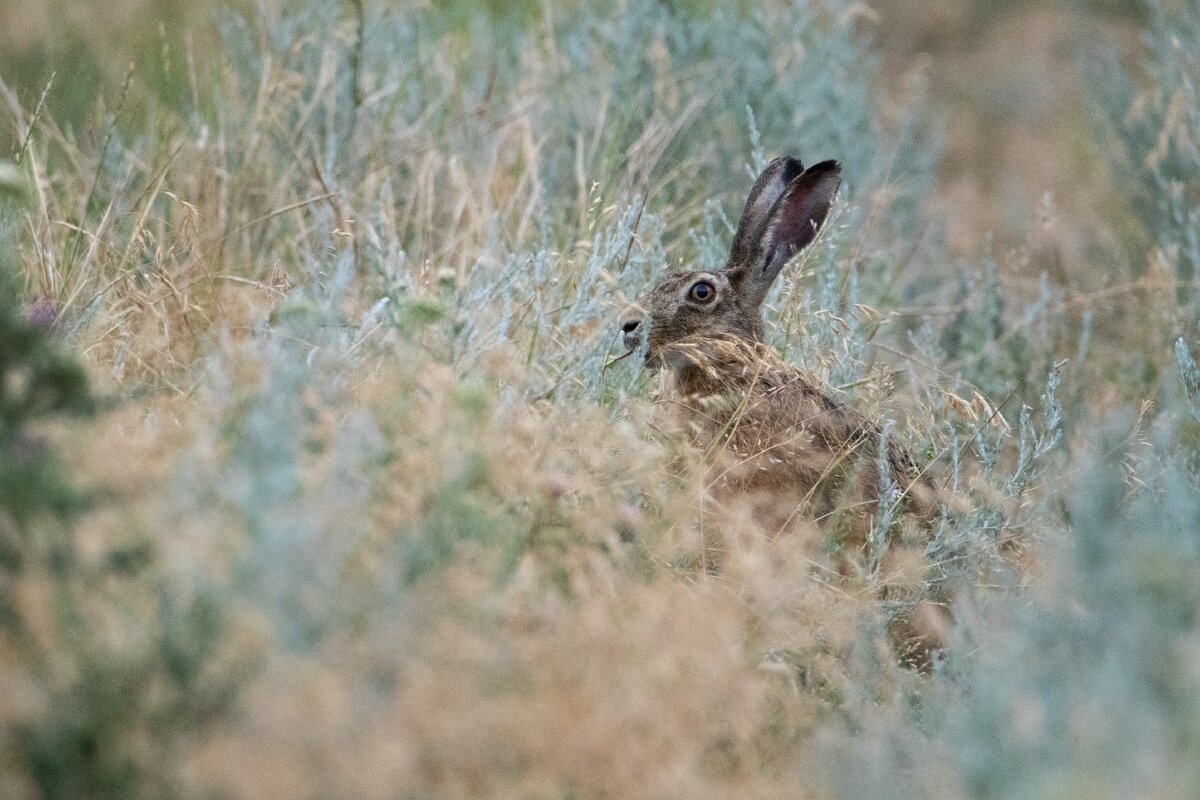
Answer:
[
  {"left": 806, "top": 159, "right": 841, "bottom": 176},
  {"left": 773, "top": 155, "right": 805, "bottom": 181}
]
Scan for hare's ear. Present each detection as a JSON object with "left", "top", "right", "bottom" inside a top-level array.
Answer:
[
  {"left": 726, "top": 159, "right": 841, "bottom": 308},
  {"left": 728, "top": 156, "right": 806, "bottom": 266}
]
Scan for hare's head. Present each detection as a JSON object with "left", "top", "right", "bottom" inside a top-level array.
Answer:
[{"left": 619, "top": 157, "right": 841, "bottom": 371}]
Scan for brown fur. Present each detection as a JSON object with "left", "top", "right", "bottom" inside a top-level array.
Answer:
[
  {"left": 620, "top": 156, "right": 947, "bottom": 666},
  {"left": 659, "top": 336, "right": 938, "bottom": 549}
]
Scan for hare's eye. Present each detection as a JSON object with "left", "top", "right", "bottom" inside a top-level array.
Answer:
[{"left": 688, "top": 281, "right": 715, "bottom": 304}]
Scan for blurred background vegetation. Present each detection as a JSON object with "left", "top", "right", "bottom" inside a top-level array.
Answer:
[{"left": 2, "top": 0, "right": 1199, "bottom": 798}]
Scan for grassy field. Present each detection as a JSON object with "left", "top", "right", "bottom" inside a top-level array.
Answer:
[{"left": 2, "top": 0, "right": 1200, "bottom": 798}]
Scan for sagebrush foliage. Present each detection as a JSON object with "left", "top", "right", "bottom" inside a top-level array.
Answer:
[{"left": 1096, "top": 0, "right": 1200, "bottom": 348}]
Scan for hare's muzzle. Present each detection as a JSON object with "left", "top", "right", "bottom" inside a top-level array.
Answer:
[{"left": 619, "top": 313, "right": 643, "bottom": 353}]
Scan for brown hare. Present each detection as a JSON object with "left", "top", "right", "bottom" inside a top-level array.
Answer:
[{"left": 618, "top": 156, "right": 945, "bottom": 663}]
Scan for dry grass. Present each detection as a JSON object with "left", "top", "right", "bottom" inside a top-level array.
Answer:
[{"left": 2, "top": 1, "right": 1198, "bottom": 799}]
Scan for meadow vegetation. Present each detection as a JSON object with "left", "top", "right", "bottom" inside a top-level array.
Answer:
[{"left": 1, "top": 0, "right": 1199, "bottom": 798}]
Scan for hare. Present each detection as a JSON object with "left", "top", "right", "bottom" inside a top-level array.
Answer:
[
  {"left": 618, "top": 156, "right": 945, "bottom": 662},
  {"left": 619, "top": 155, "right": 938, "bottom": 528}
]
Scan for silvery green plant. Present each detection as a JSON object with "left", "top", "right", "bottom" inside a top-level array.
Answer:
[
  {"left": 1177, "top": 338, "right": 1200, "bottom": 422},
  {"left": 947, "top": 412, "right": 1200, "bottom": 800},
  {"left": 821, "top": 388, "right": 1200, "bottom": 800},
  {"left": 211, "top": 0, "right": 938, "bottom": 400},
  {"left": 1096, "top": 0, "right": 1200, "bottom": 317}
]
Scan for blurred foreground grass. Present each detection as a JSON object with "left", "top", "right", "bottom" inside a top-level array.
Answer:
[{"left": 2, "top": 1, "right": 1200, "bottom": 798}]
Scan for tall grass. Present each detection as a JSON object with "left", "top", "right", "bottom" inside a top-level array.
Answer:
[{"left": 1, "top": 0, "right": 1198, "bottom": 798}]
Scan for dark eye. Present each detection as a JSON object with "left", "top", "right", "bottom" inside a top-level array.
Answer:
[{"left": 688, "top": 281, "right": 715, "bottom": 303}]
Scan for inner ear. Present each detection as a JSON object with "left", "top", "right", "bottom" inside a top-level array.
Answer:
[
  {"left": 727, "top": 160, "right": 840, "bottom": 311},
  {"left": 763, "top": 160, "right": 841, "bottom": 276},
  {"left": 728, "top": 157, "right": 805, "bottom": 268}
]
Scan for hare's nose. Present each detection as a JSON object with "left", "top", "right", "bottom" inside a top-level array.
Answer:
[{"left": 619, "top": 314, "right": 643, "bottom": 351}]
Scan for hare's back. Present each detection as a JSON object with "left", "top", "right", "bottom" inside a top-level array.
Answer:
[{"left": 716, "top": 374, "right": 935, "bottom": 515}]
